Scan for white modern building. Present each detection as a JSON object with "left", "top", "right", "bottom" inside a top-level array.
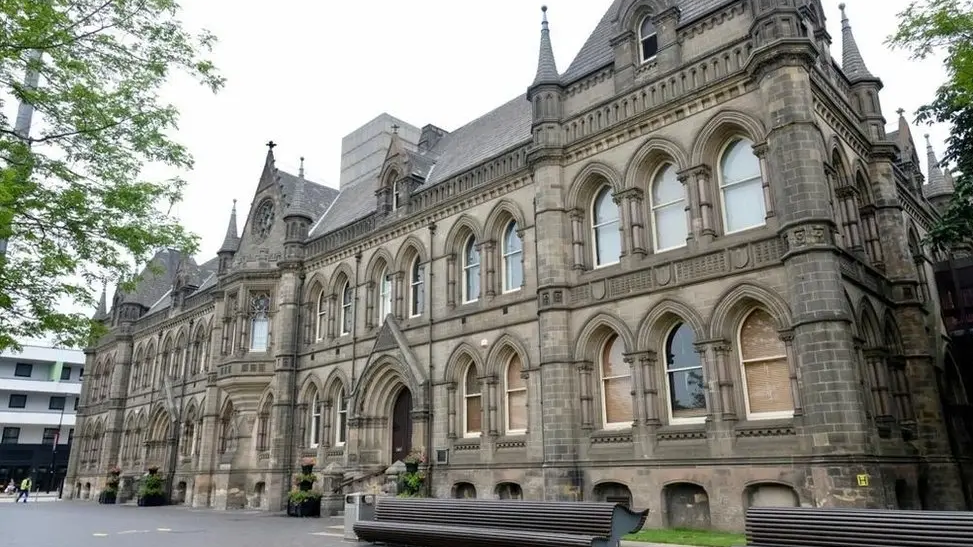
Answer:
[{"left": 0, "top": 345, "right": 84, "bottom": 491}]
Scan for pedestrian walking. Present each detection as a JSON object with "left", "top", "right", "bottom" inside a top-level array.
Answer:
[{"left": 16, "top": 477, "right": 31, "bottom": 503}]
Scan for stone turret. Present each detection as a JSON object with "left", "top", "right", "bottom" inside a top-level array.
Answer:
[
  {"left": 282, "top": 157, "right": 313, "bottom": 260},
  {"left": 527, "top": 6, "right": 564, "bottom": 152},
  {"left": 922, "top": 134, "right": 955, "bottom": 211},
  {"left": 839, "top": 4, "right": 886, "bottom": 140},
  {"left": 217, "top": 199, "right": 239, "bottom": 275}
]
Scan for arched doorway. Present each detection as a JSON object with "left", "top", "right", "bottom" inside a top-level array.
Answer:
[{"left": 391, "top": 388, "right": 413, "bottom": 464}]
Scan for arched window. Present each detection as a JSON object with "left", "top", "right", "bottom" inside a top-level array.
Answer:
[
  {"left": 665, "top": 323, "right": 706, "bottom": 422},
  {"left": 739, "top": 309, "right": 793, "bottom": 419},
  {"left": 505, "top": 354, "right": 527, "bottom": 434},
  {"left": 502, "top": 221, "right": 524, "bottom": 292},
  {"left": 340, "top": 281, "right": 353, "bottom": 335},
  {"left": 334, "top": 387, "right": 347, "bottom": 446},
  {"left": 249, "top": 293, "right": 271, "bottom": 351},
  {"left": 309, "top": 393, "right": 321, "bottom": 448},
  {"left": 463, "top": 235, "right": 481, "bottom": 303},
  {"left": 316, "top": 291, "right": 327, "bottom": 341},
  {"left": 256, "top": 395, "right": 272, "bottom": 452},
  {"left": 131, "top": 350, "right": 142, "bottom": 392},
  {"left": 719, "top": 138, "right": 765, "bottom": 233},
  {"left": 409, "top": 257, "right": 424, "bottom": 317},
  {"left": 463, "top": 364, "right": 482, "bottom": 437},
  {"left": 181, "top": 415, "right": 195, "bottom": 457},
  {"left": 592, "top": 185, "right": 621, "bottom": 267},
  {"left": 379, "top": 268, "right": 392, "bottom": 321},
  {"left": 650, "top": 163, "right": 687, "bottom": 251},
  {"left": 600, "top": 334, "right": 632, "bottom": 427},
  {"left": 639, "top": 16, "right": 658, "bottom": 62}
]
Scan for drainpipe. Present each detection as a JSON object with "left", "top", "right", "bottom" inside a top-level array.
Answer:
[
  {"left": 426, "top": 222, "right": 437, "bottom": 496},
  {"left": 284, "top": 272, "right": 306, "bottom": 509},
  {"left": 352, "top": 252, "right": 361, "bottom": 389}
]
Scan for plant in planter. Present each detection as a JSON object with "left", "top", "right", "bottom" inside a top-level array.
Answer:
[
  {"left": 403, "top": 449, "right": 426, "bottom": 473},
  {"left": 137, "top": 466, "right": 166, "bottom": 507},
  {"left": 99, "top": 466, "right": 121, "bottom": 504},
  {"left": 287, "top": 459, "right": 322, "bottom": 517},
  {"left": 397, "top": 470, "right": 425, "bottom": 498}
]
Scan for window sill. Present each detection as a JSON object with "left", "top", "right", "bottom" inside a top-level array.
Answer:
[
  {"left": 656, "top": 423, "right": 707, "bottom": 441},
  {"left": 590, "top": 428, "right": 633, "bottom": 444},
  {"left": 733, "top": 417, "right": 796, "bottom": 438}
]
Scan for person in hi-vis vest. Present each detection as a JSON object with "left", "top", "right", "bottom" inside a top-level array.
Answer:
[{"left": 16, "top": 477, "right": 31, "bottom": 503}]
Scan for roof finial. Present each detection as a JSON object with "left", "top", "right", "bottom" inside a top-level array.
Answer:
[
  {"left": 531, "top": 4, "right": 560, "bottom": 86},
  {"left": 299, "top": 156, "right": 305, "bottom": 178},
  {"left": 391, "top": 124, "right": 400, "bottom": 134},
  {"left": 266, "top": 140, "right": 277, "bottom": 150},
  {"left": 896, "top": 107, "right": 905, "bottom": 117},
  {"left": 542, "top": 5, "right": 549, "bottom": 27}
]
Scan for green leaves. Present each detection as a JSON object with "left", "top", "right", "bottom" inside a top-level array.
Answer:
[
  {"left": 0, "top": 0, "right": 223, "bottom": 351},
  {"left": 888, "top": 0, "right": 973, "bottom": 252}
]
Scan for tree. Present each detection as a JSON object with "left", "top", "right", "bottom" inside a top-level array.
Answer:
[
  {"left": 0, "top": 0, "right": 224, "bottom": 351},
  {"left": 888, "top": 0, "right": 973, "bottom": 252}
]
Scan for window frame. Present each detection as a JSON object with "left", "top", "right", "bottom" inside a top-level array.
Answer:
[
  {"left": 462, "top": 235, "right": 481, "bottom": 304},
  {"left": 379, "top": 268, "right": 393, "bottom": 321},
  {"left": 249, "top": 293, "right": 271, "bottom": 352},
  {"left": 663, "top": 322, "right": 707, "bottom": 426},
  {"left": 8, "top": 393, "right": 27, "bottom": 409},
  {"left": 600, "top": 334, "right": 633, "bottom": 430},
  {"left": 60, "top": 366, "right": 72, "bottom": 381},
  {"left": 649, "top": 162, "right": 688, "bottom": 252},
  {"left": 316, "top": 291, "right": 328, "bottom": 341},
  {"left": 737, "top": 308, "right": 794, "bottom": 421},
  {"left": 591, "top": 184, "right": 622, "bottom": 268},
  {"left": 638, "top": 15, "right": 659, "bottom": 63},
  {"left": 717, "top": 137, "right": 766, "bottom": 235},
  {"left": 501, "top": 221, "right": 524, "bottom": 294},
  {"left": 409, "top": 257, "right": 424, "bottom": 318},
  {"left": 49, "top": 396, "right": 66, "bottom": 411},
  {"left": 340, "top": 281, "right": 353, "bottom": 336},
  {"left": 14, "top": 363, "right": 32, "bottom": 378},
  {"left": 309, "top": 393, "right": 321, "bottom": 448},
  {"left": 504, "top": 355, "right": 528, "bottom": 435},
  {"left": 334, "top": 387, "right": 348, "bottom": 446},
  {"left": 462, "top": 363, "right": 482, "bottom": 438},
  {"left": 1, "top": 426, "right": 20, "bottom": 444}
]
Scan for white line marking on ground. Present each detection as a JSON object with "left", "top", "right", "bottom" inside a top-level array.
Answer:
[
  {"left": 328, "top": 525, "right": 343, "bottom": 529},
  {"left": 157, "top": 528, "right": 171, "bottom": 532},
  {"left": 310, "top": 532, "right": 344, "bottom": 537},
  {"left": 92, "top": 533, "right": 108, "bottom": 537}
]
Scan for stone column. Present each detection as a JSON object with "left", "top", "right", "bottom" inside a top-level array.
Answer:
[
  {"left": 780, "top": 332, "right": 803, "bottom": 416},
  {"left": 614, "top": 192, "right": 631, "bottom": 259},
  {"left": 483, "top": 241, "right": 497, "bottom": 298},
  {"left": 752, "top": 142, "right": 775, "bottom": 220},
  {"left": 364, "top": 280, "right": 375, "bottom": 330},
  {"left": 446, "top": 384, "right": 457, "bottom": 440},
  {"left": 685, "top": 166, "right": 715, "bottom": 243},
  {"left": 570, "top": 209, "right": 585, "bottom": 270},
  {"left": 619, "top": 189, "right": 646, "bottom": 257},
  {"left": 446, "top": 254, "right": 457, "bottom": 308},
  {"left": 485, "top": 376, "right": 499, "bottom": 437},
  {"left": 577, "top": 361, "right": 594, "bottom": 431}
]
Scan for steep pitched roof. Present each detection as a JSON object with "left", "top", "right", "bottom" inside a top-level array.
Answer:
[{"left": 560, "top": 0, "right": 735, "bottom": 84}]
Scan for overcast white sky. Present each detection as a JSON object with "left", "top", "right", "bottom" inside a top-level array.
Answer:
[{"left": 14, "top": 0, "right": 955, "bottom": 338}]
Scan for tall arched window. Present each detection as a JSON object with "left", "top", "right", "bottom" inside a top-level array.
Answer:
[
  {"left": 739, "top": 309, "right": 793, "bottom": 419},
  {"left": 131, "top": 350, "right": 142, "bottom": 392},
  {"left": 639, "top": 16, "right": 658, "bottom": 62},
  {"left": 309, "top": 393, "right": 321, "bottom": 448},
  {"left": 665, "top": 323, "right": 706, "bottom": 422},
  {"left": 379, "top": 268, "right": 392, "bottom": 320},
  {"left": 502, "top": 221, "right": 523, "bottom": 292},
  {"left": 340, "top": 281, "right": 353, "bottom": 335},
  {"left": 650, "top": 163, "right": 687, "bottom": 251},
  {"left": 409, "top": 257, "right": 424, "bottom": 317},
  {"left": 249, "top": 293, "right": 271, "bottom": 351},
  {"left": 463, "top": 236, "right": 480, "bottom": 303},
  {"left": 256, "top": 395, "right": 272, "bottom": 452},
  {"left": 505, "top": 354, "right": 527, "bottom": 434},
  {"left": 592, "top": 185, "right": 621, "bottom": 267},
  {"left": 316, "top": 291, "right": 327, "bottom": 341},
  {"left": 719, "top": 138, "right": 765, "bottom": 233},
  {"left": 463, "top": 364, "right": 482, "bottom": 437},
  {"left": 600, "top": 334, "right": 632, "bottom": 428},
  {"left": 334, "top": 387, "right": 347, "bottom": 446}
]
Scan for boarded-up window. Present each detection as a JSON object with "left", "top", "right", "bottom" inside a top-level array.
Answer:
[
  {"left": 505, "top": 355, "right": 527, "bottom": 433},
  {"left": 740, "top": 309, "right": 793, "bottom": 416},
  {"left": 601, "top": 334, "right": 633, "bottom": 426},
  {"left": 464, "top": 364, "right": 482, "bottom": 436}
]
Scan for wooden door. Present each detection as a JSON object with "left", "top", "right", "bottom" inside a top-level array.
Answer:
[{"left": 390, "top": 389, "right": 413, "bottom": 463}]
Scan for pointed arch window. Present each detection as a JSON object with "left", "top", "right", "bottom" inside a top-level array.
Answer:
[
  {"left": 249, "top": 293, "right": 271, "bottom": 351},
  {"left": 650, "top": 163, "right": 687, "bottom": 251},
  {"left": 340, "top": 281, "right": 353, "bottom": 336},
  {"left": 334, "top": 387, "right": 348, "bottom": 446},
  {"left": 256, "top": 396, "right": 272, "bottom": 452},
  {"left": 462, "top": 364, "right": 482, "bottom": 437},
  {"left": 600, "top": 334, "right": 633, "bottom": 428},
  {"left": 309, "top": 393, "right": 321, "bottom": 448},
  {"left": 463, "top": 236, "right": 481, "bottom": 303},
  {"left": 409, "top": 257, "right": 424, "bottom": 317},
  {"left": 592, "top": 185, "right": 621, "bottom": 267},
  {"left": 665, "top": 323, "right": 706, "bottom": 422},
  {"left": 739, "top": 309, "right": 793, "bottom": 419},
  {"left": 316, "top": 291, "right": 327, "bottom": 341},
  {"left": 181, "top": 414, "right": 196, "bottom": 457},
  {"left": 719, "top": 138, "right": 766, "bottom": 233},
  {"left": 639, "top": 16, "right": 658, "bottom": 63},
  {"left": 502, "top": 222, "right": 524, "bottom": 292},
  {"left": 379, "top": 268, "right": 392, "bottom": 321},
  {"left": 504, "top": 355, "right": 527, "bottom": 434}
]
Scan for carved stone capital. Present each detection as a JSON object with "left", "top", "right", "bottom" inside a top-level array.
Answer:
[
  {"left": 615, "top": 187, "right": 643, "bottom": 202},
  {"left": 679, "top": 164, "right": 711, "bottom": 183},
  {"left": 778, "top": 330, "right": 795, "bottom": 344},
  {"left": 576, "top": 360, "right": 594, "bottom": 373},
  {"left": 835, "top": 185, "right": 857, "bottom": 199},
  {"left": 569, "top": 208, "right": 585, "bottom": 222}
]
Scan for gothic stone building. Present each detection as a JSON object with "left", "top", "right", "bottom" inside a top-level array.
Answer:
[{"left": 66, "top": 0, "right": 973, "bottom": 531}]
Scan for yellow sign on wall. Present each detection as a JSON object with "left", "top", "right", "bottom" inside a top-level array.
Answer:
[{"left": 857, "top": 474, "right": 869, "bottom": 487}]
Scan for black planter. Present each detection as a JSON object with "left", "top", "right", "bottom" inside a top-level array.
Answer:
[
  {"left": 300, "top": 464, "right": 314, "bottom": 475},
  {"left": 287, "top": 497, "right": 322, "bottom": 517},
  {"left": 98, "top": 491, "right": 117, "bottom": 504},
  {"left": 405, "top": 462, "right": 419, "bottom": 473},
  {"left": 137, "top": 494, "right": 166, "bottom": 507}
]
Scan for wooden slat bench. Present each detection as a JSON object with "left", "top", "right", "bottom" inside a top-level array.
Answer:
[
  {"left": 744, "top": 506, "right": 973, "bottom": 547},
  {"left": 353, "top": 497, "right": 648, "bottom": 547}
]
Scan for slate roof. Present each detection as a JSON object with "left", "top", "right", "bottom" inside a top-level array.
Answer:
[
  {"left": 279, "top": 170, "right": 339, "bottom": 221},
  {"left": 560, "top": 0, "right": 735, "bottom": 84}
]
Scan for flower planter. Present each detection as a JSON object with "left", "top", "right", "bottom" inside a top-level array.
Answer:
[
  {"left": 301, "top": 464, "right": 314, "bottom": 475},
  {"left": 98, "top": 491, "right": 117, "bottom": 504},
  {"left": 287, "top": 497, "right": 322, "bottom": 517},
  {"left": 405, "top": 462, "right": 420, "bottom": 474},
  {"left": 137, "top": 494, "right": 166, "bottom": 507}
]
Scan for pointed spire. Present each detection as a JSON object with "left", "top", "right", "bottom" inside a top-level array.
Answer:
[
  {"left": 532, "top": 5, "right": 560, "bottom": 86},
  {"left": 218, "top": 199, "right": 240, "bottom": 253},
  {"left": 298, "top": 156, "right": 305, "bottom": 178},
  {"left": 839, "top": 4, "right": 874, "bottom": 82},
  {"left": 286, "top": 157, "right": 314, "bottom": 221},
  {"left": 923, "top": 134, "right": 954, "bottom": 198},
  {"left": 93, "top": 281, "right": 108, "bottom": 320}
]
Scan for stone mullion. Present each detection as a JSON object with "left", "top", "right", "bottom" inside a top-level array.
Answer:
[
  {"left": 863, "top": 349, "right": 894, "bottom": 421},
  {"left": 623, "top": 353, "right": 646, "bottom": 427},
  {"left": 446, "top": 384, "right": 457, "bottom": 440},
  {"left": 690, "top": 166, "right": 715, "bottom": 242},
  {"left": 712, "top": 344, "right": 737, "bottom": 421},
  {"left": 860, "top": 208, "right": 884, "bottom": 268},
  {"left": 675, "top": 172, "right": 698, "bottom": 248},
  {"left": 779, "top": 332, "right": 803, "bottom": 416},
  {"left": 570, "top": 209, "right": 585, "bottom": 270},
  {"left": 640, "top": 353, "right": 661, "bottom": 428},
  {"left": 695, "top": 344, "right": 721, "bottom": 420},
  {"left": 888, "top": 356, "right": 916, "bottom": 424},
  {"left": 613, "top": 193, "right": 631, "bottom": 259},
  {"left": 483, "top": 241, "right": 497, "bottom": 298},
  {"left": 393, "top": 271, "right": 405, "bottom": 319},
  {"left": 321, "top": 400, "right": 333, "bottom": 449},
  {"left": 327, "top": 294, "right": 337, "bottom": 338},
  {"left": 617, "top": 189, "right": 646, "bottom": 258},
  {"left": 446, "top": 254, "right": 457, "bottom": 308},
  {"left": 577, "top": 361, "right": 594, "bottom": 430},
  {"left": 485, "top": 376, "right": 499, "bottom": 436},
  {"left": 364, "top": 280, "right": 376, "bottom": 329},
  {"left": 753, "top": 142, "right": 775, "bottom": 219}
]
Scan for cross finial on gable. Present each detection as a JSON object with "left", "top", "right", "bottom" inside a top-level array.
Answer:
[
  {"left": 896, "top": 108, "right": 905, "bottom": 116},
  {"left": 266, "top": 140, "right": 277, "bottom": 150},
  {"left": 391, "top": 124, "right": 400, "bottom": 134}
]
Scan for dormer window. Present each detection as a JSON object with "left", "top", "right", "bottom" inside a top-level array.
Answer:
[{"left": 639, "top": 16, "right": 658, "bottom": 63}]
